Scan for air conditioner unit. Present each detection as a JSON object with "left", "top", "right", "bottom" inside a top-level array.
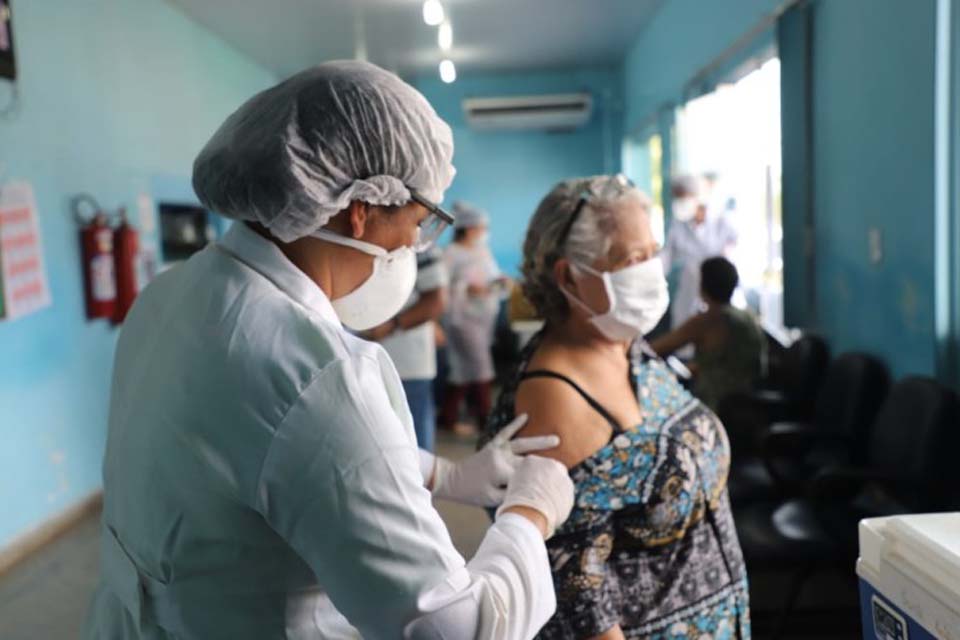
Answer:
[{"left": 462, "top": 93, "right": 594, "bottom": 132}]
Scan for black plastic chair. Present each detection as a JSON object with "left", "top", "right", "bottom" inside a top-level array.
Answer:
[
  {"left": 727, "top": 352, "right": 890, "bottom": 504},
  {"left": 734, "top": 376, "right": 960, "bottom": 638},
  {"left": 718, "top": 334, "right": 830, "bottom": 457}
]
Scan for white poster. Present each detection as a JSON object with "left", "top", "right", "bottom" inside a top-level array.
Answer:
[{"left": 0, "top": 181, "right": 52, "bottom": 320}]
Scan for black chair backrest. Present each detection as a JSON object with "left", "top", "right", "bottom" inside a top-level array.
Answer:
[
  {"left": 813, "top": 353, "right": 890, "bottom": 459},
  {"left": 868, "top": 377, "right": 960, "bottom": 511},
  {"left": 782, "top": 334, "right": 830, "bottom": 404}
]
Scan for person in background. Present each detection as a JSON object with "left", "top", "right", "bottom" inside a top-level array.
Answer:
[
  {"left": 483, "top": 175, "right": 750, "bottom": 640},
  {"left": 650, "top": 256, "right": 765, "bottom": 411},
  {"left": 441, "top": 201, "right": 508, "bottom": 434},
  {"left": 661, "top": 173, "right": 738, "bottom": 333},
  {"left": 367, "top": 248, "right": 448, "bottom": 452}
]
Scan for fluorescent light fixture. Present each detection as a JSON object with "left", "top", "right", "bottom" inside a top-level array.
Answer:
[
  {"left": 439, "top": 59, "right": 456, "bottom": 83},
  {"left": 438, "top": 21, "right": 453, "bottom": 51},
  {"left": 422, "top": 0, "right": 444, "bottom": 26}
]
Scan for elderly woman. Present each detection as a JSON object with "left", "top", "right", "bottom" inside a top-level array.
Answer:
[{"left": 482, "top": 176, "right": 750, "bottom": 639}]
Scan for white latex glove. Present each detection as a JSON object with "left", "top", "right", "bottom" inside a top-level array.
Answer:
[
  {"left": 496, "top": 455, "right": 574, "bottom": 540},
  {"left": 431, "top": 414, "right": 559, "bottom": 507}
]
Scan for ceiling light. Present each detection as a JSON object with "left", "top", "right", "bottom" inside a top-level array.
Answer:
[
  {"left": 439, "top": 59, "right": 456, "bottom": 84},
  {"left": 438, "top": 21, "right": 453, "bottom": 51},
  {"left": 422, "top": 0, "right": 444, "bottom": 26}
]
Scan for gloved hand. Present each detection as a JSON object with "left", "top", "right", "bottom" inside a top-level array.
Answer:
[
  {"left": 496, "top": 455, "right": 574, "bottom": 540},
  {"left": 431, "top": 414, "right": 559, "bottom": 507}
]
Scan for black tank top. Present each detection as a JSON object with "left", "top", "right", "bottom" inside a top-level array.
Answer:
[{"left": 519, "top": 370, "right": 626, "bottom": 439}]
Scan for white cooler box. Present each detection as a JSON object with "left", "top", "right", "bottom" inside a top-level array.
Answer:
[{"left": 857, "top": 513, "right": 960, "bottom": 640}]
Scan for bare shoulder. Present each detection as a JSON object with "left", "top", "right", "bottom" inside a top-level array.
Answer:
[{"left": 515, "top": 373, "right": 613, "bottom": 469}]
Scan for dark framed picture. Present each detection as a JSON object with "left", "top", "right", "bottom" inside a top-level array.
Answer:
[{"left": 0, "top": 0, "right": 15, "bottom": 80}]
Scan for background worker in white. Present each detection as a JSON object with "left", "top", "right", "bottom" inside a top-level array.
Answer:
[
  {"left": 369, "top": 248, "right": 447, "bottom": 452},
  {"left": 661, "top": 174, "right": 738, "bottom": 331},
  {"left": 440, "top": 202, "right": 507, "bottom": 433},
  {"left": 83, "top": 61, "right": 574, "bottom": 640}
]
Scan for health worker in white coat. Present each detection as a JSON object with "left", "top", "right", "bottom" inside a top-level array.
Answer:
[
  {"left": 661, "top": 174, "right": 738, "bottom": 331},
  {"left": 83, "top": 61, "right": 574, "bottom": 640}
]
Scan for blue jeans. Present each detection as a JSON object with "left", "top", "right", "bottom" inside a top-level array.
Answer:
[{"left": 402, "top": 379, "right": 436, "bottom": 452}]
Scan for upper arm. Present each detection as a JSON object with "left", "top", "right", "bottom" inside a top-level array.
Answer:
[
  {"left": 406, "top": 287, "right": 447, "bottom": 323},
  {"left": 514, "top": 378, "right": 612, "bottom": 469},
  {"left": 417, "top": 256, "right": 449, "bottom": 291},
  {"left": 649, "top": 314, "right": 706, "bottom": 356},
  {"left": 420, "top": 287, "right": 446, "bottom": 309}
]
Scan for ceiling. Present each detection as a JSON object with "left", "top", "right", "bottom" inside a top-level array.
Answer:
[{"left": 166, "top": 0, "right": 663, "bottom": 79}]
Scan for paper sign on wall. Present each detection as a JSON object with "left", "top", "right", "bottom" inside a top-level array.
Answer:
[{"left": 0, "top": 181, "right": 51, "bottom": 320}]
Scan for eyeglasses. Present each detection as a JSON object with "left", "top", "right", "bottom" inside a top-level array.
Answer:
[
  {"left": 557, "top": 174, "right": 635, "bottom": 249},
  {"left": 408, "top": 189, "right": 455, "bottom": 252}
]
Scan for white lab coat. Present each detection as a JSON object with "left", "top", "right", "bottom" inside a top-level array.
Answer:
[
  {"left": 661, "top": 214, "right": 738, "bottom": 329},
  {"left": 83, "top": 223, "right": 555, "bottom": 639},
  {"left": 442, "top": 243, "right": 501, "bottom": 384}
]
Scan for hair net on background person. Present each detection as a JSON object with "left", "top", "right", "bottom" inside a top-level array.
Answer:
[
  {"left": 451, "top": 201, "right": 489, "bottom": 229},
  {"left": 192, "top": 60, "right": 456, "bottom": 243}
]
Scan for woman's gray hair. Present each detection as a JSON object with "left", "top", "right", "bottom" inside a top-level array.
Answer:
[{"left": 521, "top": 176, "right": 651, "bottom": 322}]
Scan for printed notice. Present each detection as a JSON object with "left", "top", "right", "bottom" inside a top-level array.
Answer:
[{"left": 0, "top": 181, "right": 51, "bottom": 320}]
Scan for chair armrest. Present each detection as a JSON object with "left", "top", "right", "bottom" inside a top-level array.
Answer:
[
  {"left": 758, "top": 422, "right": 818, "bottom": 493},
  {"left": 806, "top": 465, "right": 893, "bottom": 504}
]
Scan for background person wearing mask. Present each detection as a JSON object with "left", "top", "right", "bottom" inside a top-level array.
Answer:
[
  {"left": 661, "top": 173, "right": 739, "bottom": 335},
  {"left": 482, "top": 175, "right": 749, "bottom": 640},
  {"left": 441, "top": 201, "right": 508, "bottom": 435},
  {"left": 367, "top": 248, "right": 448, "bottom": 452},
  {"left": 83, "top": 61, "right": 574, "bottom": 640},
  {"left": 650, "top": 256, "right": 765, "bottom": 411}
]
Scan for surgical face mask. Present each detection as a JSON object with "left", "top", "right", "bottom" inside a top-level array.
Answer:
[
  {"left": 564, "top": 257, "right": 670, "bottom": 341},
  {"left": 672, "top": 197, "right": 698, "bottom": 223},
  {"left": 312, "top": 230, "right": 417, "bottom": 331}
]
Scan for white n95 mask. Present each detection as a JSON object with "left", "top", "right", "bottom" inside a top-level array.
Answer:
[
  {"left": 312, "top": 230, "right": 417, "bottom": 331},
  {"left": 672, "top": 197, "right": 698, "bottom": 223},
  {"left": 564, "top": 257, "right": 670, "bottom": 341}
]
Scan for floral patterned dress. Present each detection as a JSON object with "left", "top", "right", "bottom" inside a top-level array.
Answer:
[{"left": 481, "top": 333, "right": 750, "bottom": 640}]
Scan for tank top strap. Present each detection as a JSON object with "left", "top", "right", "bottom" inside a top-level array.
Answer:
[{"left": 519, "top": 369, "right": 625, "bottom": 433}]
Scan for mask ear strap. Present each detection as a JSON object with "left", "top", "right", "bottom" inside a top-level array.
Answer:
[
  {"left": 560, "top": 285, "right": 598, "bottom": 316},
  {"left": 569, "top": 262, "right": 615, "bottom": 315},
  {"left": 312, "top": 229, "right": 387, "bottom": 257}
]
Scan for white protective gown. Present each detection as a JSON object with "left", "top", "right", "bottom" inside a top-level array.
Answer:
[
  {"left": 83, "top": 223, "right": 555, "bottom": 639},
  {"left": 661, "top": 214, "right": 738, "bottom": 329},
  {"left": 442, "top": 243, "right": 501, "bottom": 385}
]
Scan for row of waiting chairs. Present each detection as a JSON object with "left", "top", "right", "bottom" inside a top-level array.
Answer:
[{"left": 717, "top": 335, "right": 960, "bottom": 638}]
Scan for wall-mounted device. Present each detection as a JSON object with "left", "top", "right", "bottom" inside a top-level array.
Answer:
[
  {"left": 158, "top": 202, "right": 215, "bottom": 263},
  {"left": 0, "top": 0, "right": 15, "bottom": 80}
]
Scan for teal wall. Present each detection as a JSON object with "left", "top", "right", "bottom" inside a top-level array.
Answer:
[
  {"left": 414, "top": 68, "right": 622, "bottom": 274},
  {"left": 778, "top": 4, "right": 814, "bottom": 330},
  {"left": 808, "top": 0, "right": 938, "bottom": 378},
  {"left": 620, "top": 0, "right": 943, "bottom": 379},
  {"left": 621, "top": 0, "right": 784, "bottom": 135},
  {"left": 0, "top": 0, "right": 274, "bottom": 549}
]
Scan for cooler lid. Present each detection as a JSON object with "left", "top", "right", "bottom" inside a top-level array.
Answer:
[{"left": 860, "top": 513, "right": 960, "bottom": 608}]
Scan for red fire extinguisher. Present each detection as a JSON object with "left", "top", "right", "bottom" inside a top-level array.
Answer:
[
  {"left": 112, "top": 210, "right": 139, "bottom": 324},
  {"left": 79, "top": 212, "right": 116, "bottom": 320}
]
